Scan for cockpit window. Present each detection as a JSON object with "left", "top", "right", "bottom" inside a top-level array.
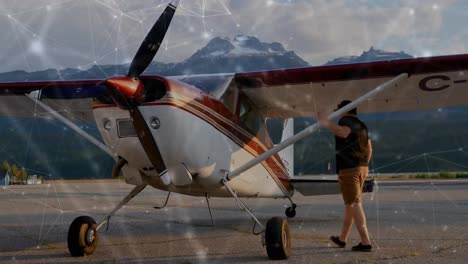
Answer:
[{"left": 239, "top": 96, "right": 265, "bottom": 140}]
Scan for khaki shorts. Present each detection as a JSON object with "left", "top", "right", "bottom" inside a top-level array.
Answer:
[{"left": 338, "top": 166, "right": 369, "bottom": 205}]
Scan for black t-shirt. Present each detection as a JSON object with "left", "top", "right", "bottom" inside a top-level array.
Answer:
[{"left": 335, "top": 115, "right": 370, "bottom": 172}]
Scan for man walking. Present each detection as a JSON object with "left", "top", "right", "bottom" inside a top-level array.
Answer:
[{"left": 318, "top": 100, "right": 373, "bottom": 252}]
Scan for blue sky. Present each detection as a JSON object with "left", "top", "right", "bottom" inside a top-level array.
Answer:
[{"left": 0, "top": 0, "right": 467, "bottom": 73}]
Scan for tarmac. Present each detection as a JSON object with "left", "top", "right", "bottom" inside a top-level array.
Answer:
[{"left": 0, "top": 179, "right": 467, "bottom": 263}]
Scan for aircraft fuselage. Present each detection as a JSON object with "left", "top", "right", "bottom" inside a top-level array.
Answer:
[{"left": 93, "top": 76, "right": 292, "bottom": 198}]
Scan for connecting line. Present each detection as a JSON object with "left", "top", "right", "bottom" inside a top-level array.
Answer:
[
  {"left": 221, "top": 179, "right": 264, "bottom": 235},
  {"left": 225, "top": 73, "right": 409, "bottom": 182},
  {"left": 26, "top": 94, "right": 114, "bottom": 158},
  {"left": 96, "top": 184, "right": 147, "bottom": 231}
]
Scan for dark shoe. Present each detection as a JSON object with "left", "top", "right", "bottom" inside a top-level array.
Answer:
[
  {"left": 352, "top": 243, "right": 372, "bottom": 252},
  {"left": 330, "top": 236, "right": 346, "bottom": 248}
]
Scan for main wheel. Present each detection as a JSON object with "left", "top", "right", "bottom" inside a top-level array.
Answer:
[
  {"left": 67, "top": 216, "right": 98, "bottom": 256},
  {"left": 265, "top": 217, "right": 291, "bottom": 260}
]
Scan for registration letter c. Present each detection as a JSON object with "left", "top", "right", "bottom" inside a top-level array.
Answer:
[{"left": 419, "top": 75, "right": 450, "bottom": 91}]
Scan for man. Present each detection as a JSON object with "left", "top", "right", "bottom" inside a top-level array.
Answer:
[{"left": 318, "top": 100, "right": 373, "bottom": 252}]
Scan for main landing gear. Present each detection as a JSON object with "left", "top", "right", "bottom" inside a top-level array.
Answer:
[
  {"left": 67, "top": 216, "right": 98, "bottom": 256},
  {"left": 67, "top": 184, "right": 147, "bottom": 257},
  {"left": 265, "top": 217, "right": 291, "bottom": 260},
  {"left": 221, "top": 179, "right": 292, "bottom": 260}
]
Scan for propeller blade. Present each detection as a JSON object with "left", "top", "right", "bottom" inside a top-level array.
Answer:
[
  {"left": 127, "top": 1, "right": 179, "bottom": 78},
  {"left": 129, "top": 105, "right": 166, "bottom": 174}
]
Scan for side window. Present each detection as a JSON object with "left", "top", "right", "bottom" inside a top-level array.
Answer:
[
  {"left": 238, "top": 97, "right": 266, "bottom": 143},
  {"left": 219, "top": 87, "right": 237, "bottom": 115}
]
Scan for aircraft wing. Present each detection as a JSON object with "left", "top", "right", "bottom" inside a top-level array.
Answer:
[
  {"left": 0, "top": 80, "right": 106, "bottom": 122},
  {"left": 234, "top": 54, "right": 468, "bottom": 118}
]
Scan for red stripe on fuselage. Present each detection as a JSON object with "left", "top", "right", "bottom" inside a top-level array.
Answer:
[
  {"left": 147, "top": 77, "right": 291, "bottom": 193},
  {"left": 145, "top": 98, "right": 291, "bottom": 193}
]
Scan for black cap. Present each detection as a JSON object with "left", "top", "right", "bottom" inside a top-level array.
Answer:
[
  {"left": 335, "top": 100, "right": 357, "bottom": 114},
  {"left": 335, "top": 100, "right": 352, "bottom": 111}
]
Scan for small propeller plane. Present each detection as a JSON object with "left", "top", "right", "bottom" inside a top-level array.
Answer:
[{"left": 1, "top": 1, "right": 468, "bottom": 260}]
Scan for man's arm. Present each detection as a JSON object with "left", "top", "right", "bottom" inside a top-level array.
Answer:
[{"left": 317, "top": 113, "right": 351, "bottom": 138}]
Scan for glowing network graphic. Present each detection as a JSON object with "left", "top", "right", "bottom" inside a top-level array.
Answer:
[{"left": 0, "top": 1, "right": 466, "bottom": 262}]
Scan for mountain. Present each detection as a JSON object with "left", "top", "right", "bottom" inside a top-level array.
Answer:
[
  {"left": 166, "top": 35, "right": 309, "bottom": 74},
  {"left": 0, "top": 35, "right": 309, "bottom": 81},
  {"left": 0, "top": 42, "right": 425, "bottom": 81},
  {"left": 324, "top": 47, "right": 413, "bottom": 65},
  {"left": 189, "top": 35, "right": 287, "bottom": 58}
]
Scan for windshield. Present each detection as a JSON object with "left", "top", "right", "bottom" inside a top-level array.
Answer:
[{"left": 177, "top": 74, "right": 234, "bottom": 99}]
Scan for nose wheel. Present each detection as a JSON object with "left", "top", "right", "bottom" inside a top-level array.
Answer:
[{"left": 67, "top": 216, "right": 98, "bottom": 256}]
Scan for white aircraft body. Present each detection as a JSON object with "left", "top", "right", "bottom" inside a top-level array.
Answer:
[{"left": 1, "top": 1, "right": 468, "bottom": 260}]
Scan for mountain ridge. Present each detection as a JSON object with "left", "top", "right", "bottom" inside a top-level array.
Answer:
[
  {"left": 0, "top": 36, "right": 414, "bottom": 81},
  {"left": 0, "top": 35, "right": 309, "bottom": 81},
  {"left": 324, "top": 46, "right": 413, "bottom": 65}
]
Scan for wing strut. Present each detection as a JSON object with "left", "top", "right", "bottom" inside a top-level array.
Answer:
[
  {"left": 224, "top": 73, "right": 409, "bottom": 182},
  {"left": 26, "top": 94, "right": 114, "bottom": 157}
]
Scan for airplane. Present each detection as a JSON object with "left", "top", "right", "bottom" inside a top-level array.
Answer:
[{"left": 1, "top": 0, "right": 468, "bottom": 260}]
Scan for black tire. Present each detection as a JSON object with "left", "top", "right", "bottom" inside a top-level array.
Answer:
[
  {"left": 265, "top": 217, "right": 291, "bottom": 260},
  {"left": 285, "top": 207, "right": 296, "bottom": 218},
  {"left": 67, "top": 216, "right": 98, "bottom": 257}
]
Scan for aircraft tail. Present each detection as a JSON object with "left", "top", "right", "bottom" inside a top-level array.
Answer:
[{"left": 278, "top": 118, "right": 294, "bottom": 178}]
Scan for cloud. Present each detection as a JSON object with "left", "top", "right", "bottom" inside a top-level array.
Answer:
[
  {"left": 225, "top": 0, "right": 460, "bottom": 64},
  {"left": 0, "top": 0, "right": 464, "bottom": 73}
]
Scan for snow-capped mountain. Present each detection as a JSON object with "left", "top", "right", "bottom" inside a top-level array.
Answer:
[
  {"left": 324, "top": 47, "right": 413, "bottom": 65},
  {"left": 190, "top": 35, "right": 287, "bottom": 58},
  {"left": 168, "top": 35, "right": 308, "bottom": 74}
]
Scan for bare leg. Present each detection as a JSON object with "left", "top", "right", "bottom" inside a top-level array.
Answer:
[
  {"left": 339, "top": 205, "right": 354, "bottom": 242},
  {"left": 351, "top": 202, "right": 371, "bottom": 245}
]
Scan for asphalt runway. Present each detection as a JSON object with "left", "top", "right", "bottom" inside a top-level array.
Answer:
[{"left": 0, "top": 179, "right": 467, "bottom": 263}]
